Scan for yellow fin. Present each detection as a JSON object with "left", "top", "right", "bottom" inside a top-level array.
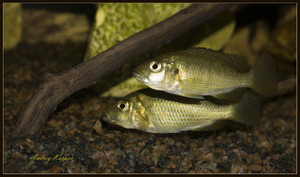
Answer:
[
  {"left": 250, "top": 53, "right": 278, "bottom": 97},
  {"left": 230, "top": 92, "right": 261, "bottom": 126},
  {"left": 179, "top": 48, "right": 250, "bottom": 72}
]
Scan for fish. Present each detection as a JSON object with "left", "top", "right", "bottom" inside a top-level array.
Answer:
[
  {"left": 102, "top": 88, "right": 262, "bottom": 133},
  {"left": 132, "top": 48, "right": 277, "bottom": 100}
]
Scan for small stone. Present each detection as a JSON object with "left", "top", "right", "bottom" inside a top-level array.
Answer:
[
  {"left": 105, "top": 133, "right": 115, "bottom": 139},
  {"left": 289, "top": 143, "right": 296, "bottom": 149},
  {"left": 262, "top": 141, "right": 273, "bottom": 149},
  {"left": 171, "top": 163, "right": 176, "bottom": 168},
  {"left": 231, "top": 164, "right": 240, "bottom": 173},
  {"left": 203, "top": 168, "right": 212, "bottom": 173},
  {"left": 197, "top": 154, "right": 206, "bottom": 163},
  {"left": 222, "top": 156, "right": 228, "bottom": 161},
  {"left": 26, "top": 160, "right": 35, "bottom": 170},
  {"left": 134, "top": 147, "right": 142, "bottom": 153},
  {"left": 212, "top": 168, "right": 219, "bottom": 173},
  {"left": 215, "top": 148, "right": 226, "bottom": 156},
  {"left": 92, "top": 120, "right": 103, "bottom": 135},
  {"left": 181, "top": 158, "right": 192, "bottom": 169},
  {"left": 202, "top": 162, "right": 217, "bottom": 170},
  {"left": 11, "top": 151, "right": 27, "bottom": 160},
  {"left": 206, "top": 153, "right": 213, "bottom": 161},
  {"left": 91, "top": 151, "right": 106, "bottom": 162},
  {"left": 188, "top": 170, "right": 196, "bottom": 173},
  {"left": 190, "top": 142, "right": 197, "bottom": 150},
  {"left": 123, "top": 141, "right": 131, "bottom": 147},
  {"left": 138, "top": 141, "right": 146, "bottom": 147},
  {"left": 247, "top": 137, "right": 253, "bottom": 144},
  {"left": 46, "top": 165, "right": 63, "bottom": 173},
  {"left": 69, "top": 115, "right": 78, "bottom": 122},
  {"left": 247, "top": 164, "right": 262, "bottom": 172},
  {"left": 57, "top": 129, "right": 66, "bottom": 137},
  {"left": 203, "top": 141, "right": 214, "bottom": 147},
  {"left": 69, "top": 128, "right": 82, "bottom": 135},
  {"left": 252, "top": 155, "right": 262, "bottom": 165},
  {"left": 246, "top": 155, "right": 253, "bottom": 164},
  {"left": 163, "top": 138, "right": 175, "bottom": 146},
  {"left": 25, "top": 138, "right": 36, "bottom": 149}
]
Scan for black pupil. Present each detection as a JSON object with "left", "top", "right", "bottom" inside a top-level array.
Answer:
[
  {"left": 120, "top": 103, "right": 126, "bottom": 109},
  {"left": 152, "top": 63, "right": 158, "bottom": 70}
]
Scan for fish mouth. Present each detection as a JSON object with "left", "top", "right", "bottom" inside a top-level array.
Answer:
[
  {"left": 102, "top": 110, "right": 110, "bottom": 122},
  {"left": 102, "top": 110, "right": 116, "bottom": 123},
  {"left": 132, "top": 68, "right": 147, "bottom": 84}
]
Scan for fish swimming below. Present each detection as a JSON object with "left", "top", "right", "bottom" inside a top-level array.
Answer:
[
  {"left": 102, "top": 88, "right": 262, "bottom": 133},
  {"left": 132, "top": 48, "right": 277, "bottom": 100}
]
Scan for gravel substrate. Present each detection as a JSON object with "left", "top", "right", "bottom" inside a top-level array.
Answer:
[{"left": 4, "top": 4, "right": 296, "bottom": 173}]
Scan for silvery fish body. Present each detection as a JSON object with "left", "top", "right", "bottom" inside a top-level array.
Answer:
[
  {"left": 132, "top": 48, "right": 277, "bottom": 100},
  {"left": 103, "top": 89, "right": 261, "bottom": 133}
]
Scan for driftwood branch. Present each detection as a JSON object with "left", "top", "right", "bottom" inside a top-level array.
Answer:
[
  {"left": 9, "top": 4, "right": 233, "bottom": 142},
  {"left": 275, "top": 76, "right": 296, "bottom": 96}
]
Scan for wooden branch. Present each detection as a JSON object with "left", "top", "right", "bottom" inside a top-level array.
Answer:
[
  {"left": 9, "top": 4, "right": 233, "bottom": 142},
  {"left": 275, "top": 76, "right": 296, "bottom": 96}
]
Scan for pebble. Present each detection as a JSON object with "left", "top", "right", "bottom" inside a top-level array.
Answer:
[
  {"left": 231, "top": 164, "right": 240, "bottom": 173},
  {"left": 181, "top": 158, "right": 192, "bottom": 169},
  {"left": 212, "top": 168, "right": 219, "bottom": 173},
  {"left": 47, "top": 165, "right": 63, "bottom": 173},
  {"left": 188, "top": 170, "right": 196, "bottom": 173},
  {"left": 91, "top": 151, "right": 106, "bottom": 162},
  {"left": 206, "top": 153, "right": 213, "bottom": 162},
  {"left": 247, "top": 164, "right": 262, "bottom": 172},
  {"left": 202, "top": 162, "right": 217, "bottom": 170},
  {"left": 163, "top": 138, "right": 175, "bottom": 146},
  {"left": 105, "top": 133, "right": 115, "bottom": 139},
  {"left": 11, "top": 152, "right": 27, "bottom": 160},
  {"left": 196, "top": 154, "right": 206, "bottom": 163},
  {"left": 25, "top": 138, "right": 36, "bottom": 149},
  {"left": 289, "top": 143, "right": 296, "bottom": 149},
  {"left": 203, "top": 168, "right": 212, "bottom": 173}
]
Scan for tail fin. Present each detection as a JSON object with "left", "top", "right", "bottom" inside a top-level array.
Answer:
[
  {"left": 230, "top": 92, "right": 262, "bottom": 126},
  {"left": 250, "top": 53, "right": 277, "bottom": 97}
]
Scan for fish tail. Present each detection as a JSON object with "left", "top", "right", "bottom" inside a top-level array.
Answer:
[
  {"left": 230, "top": 92, "right": 262, "bottom": 126},
  {"left": 250, "top": 53, "right": 277, "bottom": 97}
]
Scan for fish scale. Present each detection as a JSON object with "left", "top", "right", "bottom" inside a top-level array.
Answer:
[
  {"left": 141, "top": 95, "right": 233, "bottom": 132},
  {"left": 177, "top": 56, "right": 247, "bottom": 94}
]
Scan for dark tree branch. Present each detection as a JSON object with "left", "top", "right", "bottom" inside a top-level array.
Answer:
[{"left": 9, "top": 4, "right": 233, "bottom": 142}]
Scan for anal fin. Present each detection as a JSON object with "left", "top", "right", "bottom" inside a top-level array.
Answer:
[{"left": 192, "top": 120, "right": 228, "bottom": 131}]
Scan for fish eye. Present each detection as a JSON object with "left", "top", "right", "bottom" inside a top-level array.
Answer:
[
  {"left": 150, "top": 61, "right": 162, "bottom": 72},
  {"left": 117, "top": 101, "right": 129, "bottom": 111}
]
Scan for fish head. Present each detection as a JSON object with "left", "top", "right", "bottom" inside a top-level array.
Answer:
[
  {"left": 133, "top": 56, "right": 179, "bottom": 91},
  {"left": 102, "top": 93, "right": 150, "bottom": 131}
]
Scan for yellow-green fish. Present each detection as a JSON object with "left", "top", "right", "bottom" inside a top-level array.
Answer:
[
  {"left": 102, "top": 89, "right": 261, "bottom": 133},
  {"left": 132, "top": 48, "right": 277, "bottom": 100}
]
